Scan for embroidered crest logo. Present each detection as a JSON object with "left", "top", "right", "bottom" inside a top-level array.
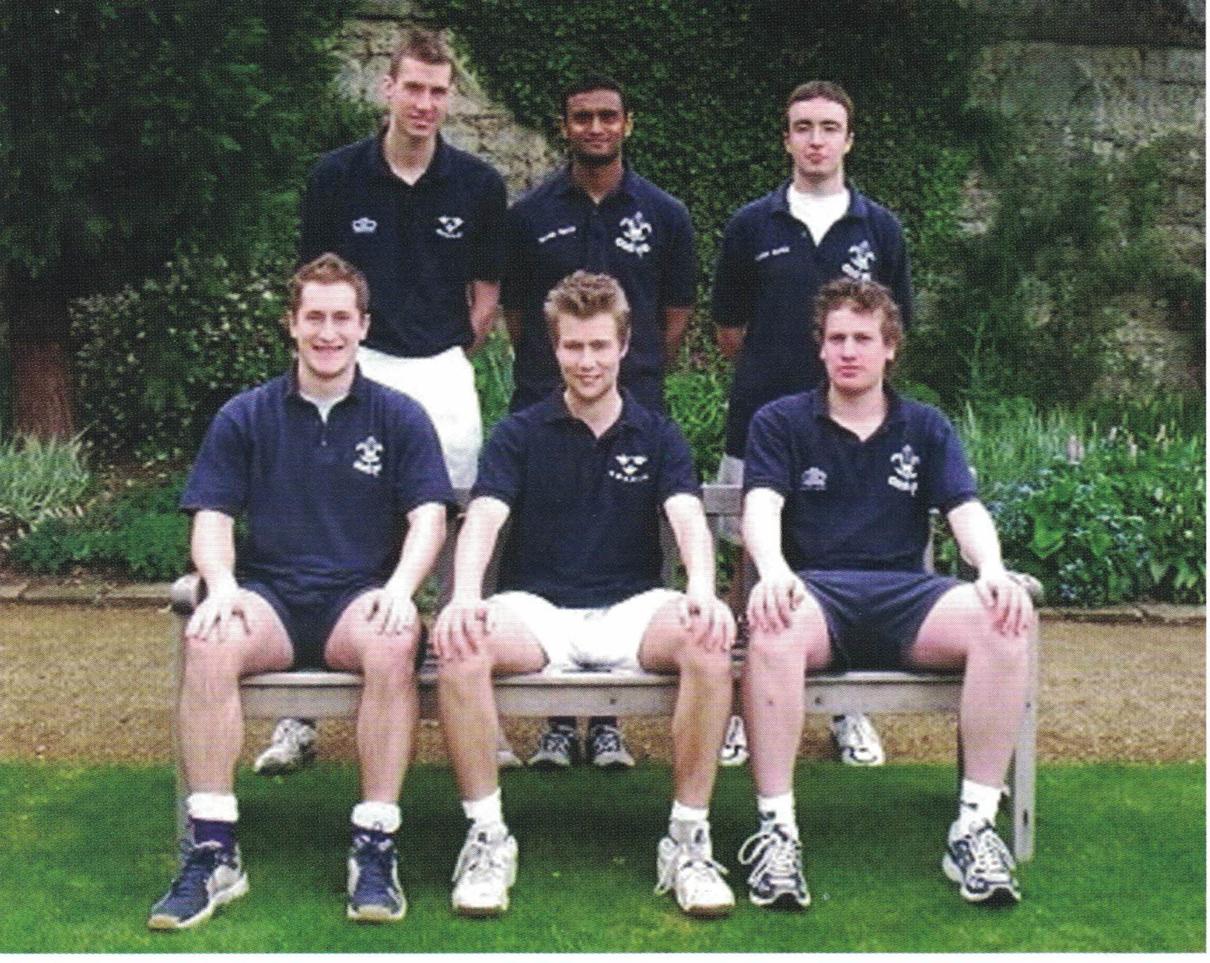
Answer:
[
  {"left": 351, "top": 216, "right": 378, "bottom": 235},
  {"left": 608, "top": 454, "right": 650, "bottom": 484},
  {"left": 353, "top": 436, "right": 384, "bottom": 477},
  {"left": 800, "top": 466, "right": 828, "bottom": 491},
  {"left": 615, "top": 211, "right": 653, "bottom": 256},
  {"left": 887, "top": 444, "right": 919, "bottom": 495},
  {"left": 840, "top": 239, "right": 876, "bottom": 280},
  {"left": 435, "top": 215, "right": 464, "bottom": 239}
]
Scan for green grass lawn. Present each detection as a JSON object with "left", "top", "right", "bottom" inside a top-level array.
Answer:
[{"left": 0, "top": 760, "right": 1202, "bottom": 953}]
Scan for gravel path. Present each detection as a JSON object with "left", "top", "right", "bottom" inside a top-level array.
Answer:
[{"left": 0, "top": 605, "right": 1202, "bottom": 764}]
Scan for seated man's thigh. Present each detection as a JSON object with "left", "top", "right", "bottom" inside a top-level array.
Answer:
[
  {"left": 197, "top": 582, "right": 295, "bottom": 675},
  {"left": 479, "top": 591, "right": 561, "bottom": 674},
  {"left": 318, "top": 585, "right": 418, "bottom": 673},
  {"left": 903, "top": 582, "right": 991, "bottom": 672},
  {"left": 804, "top": 570, "right": 958, "bottom": 671}
]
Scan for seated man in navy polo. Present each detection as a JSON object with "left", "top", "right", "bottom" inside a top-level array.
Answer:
[
  {"left": 431, "top": 271, "right": 737, "bottom": 919},
  {"left": 737, "top": 278, "right": 1034, "bottom": 910},
  {"left": 148, "top": 253, "right": 454, "bottom": 931}
]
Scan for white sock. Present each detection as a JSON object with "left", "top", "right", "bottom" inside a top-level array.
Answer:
[
  {"left": 462, "top": 788, "right": 504, "bottom": 829},
  {"left": 757, "top": 792, "right": 799, "bottom": 838},
  {"left": 670, "top": 800, "right": 709, "bottom": 831},
  {"left": 187, "top": 792, "right": 238, "bottom": 823},
  {"left": 351, "top": 800, "right": 401, "bottom": 834},
  {"left": 957, "top": 779, "right": 1002, "bottom": 831}
]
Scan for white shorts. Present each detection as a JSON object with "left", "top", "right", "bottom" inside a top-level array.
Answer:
[
  {"left": 713, "top": 453, "right": 744, "bottom": 546},
  {"left": 358, "top": 344, "right": 482, "bottom": 489},
  {"left": 490, "top": 588, "right": 680, "bottom": 674}
]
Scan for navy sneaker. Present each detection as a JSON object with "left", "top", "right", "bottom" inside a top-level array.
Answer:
[
  {"left": 347, "top": 833, "right": 406, "bottom": 922},
  {"left": 737, "top": 824, "right": 810, "bottom": 909},
  {"left": 943, "top": 819, "right": 1022, "bottom": 906},
  {"left": 587, "top": 723, "right": 636, "bottom": 769},
  {"left": 527, "top": 725, "right": 580, "bottom": 769},
  {"left": 147, "top": 840, "right": 248, "bottom": 930}
]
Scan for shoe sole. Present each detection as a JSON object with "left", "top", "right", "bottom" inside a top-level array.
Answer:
[
  {"left": 347, "top": 902, "right": 406, "bottom": 923},
  {"left": 942, "top": 854, "right": 1021, "bottom": 906},
  {"left": 679, "top": 899, "right": 735, "bottom": 918},
  {"left": 527, "top": 758, "right": 573, "bottom": 770},
  {"left": 748, "top": 889, "right": 811, "bottom": 910},
  {"left": 452, "top": 900, "right": 509, "bottom": 918},
  {"left": 147, "top": 873, "right": 249, "bottom": 931},
  {"left": 254, "top": 749, "right": 317, "bottom": 777},
  {"left": 591, "top": 757, "right": 635, "bottom": 770},
  {"left": 717, "top": 751, "right": 749, "bottom": 767}
]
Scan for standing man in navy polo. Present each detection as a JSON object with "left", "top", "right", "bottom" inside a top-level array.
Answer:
[
  {"left": 258, "top": 28, "right": 510, "bottom": 778},
  {"left": 502, "top": 74, "right": 697, "bottom": 767},
  {"left": 432, "top": 271, "right": 736, "bottom": 919},
  {"left": 712, "top": 80, "right": 913, "bottom": 770},
  {"left": 147, "top": 254, "right": 454, "bottom": 930},
  {"left": 737, "top": 278, "right": 1032, "bottom": 909}
]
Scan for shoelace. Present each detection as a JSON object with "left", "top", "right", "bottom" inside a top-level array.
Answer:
[
  {"left": 655, "top": 831, "right": 729, "bottom": 896},
  {"left": 168, "top": 841, "right": 226, "bottom": 901},
  {"left": 737, "top": 827, "right": 801, "bottom": 888},
  {"left": 452, "top": 832, "right": 509, "bottom": 885},
  {"left": 967, "top": 824, "right": 1015, "bottom": 877},
  {"left": 539, "top": 729, "right": 575, "bottom": 755},
  {"left": 351, "top": 836, "right": 396, "bottom": 900},
  {"left": 590, "top": 726, "right": 623, "bottom": 755}
]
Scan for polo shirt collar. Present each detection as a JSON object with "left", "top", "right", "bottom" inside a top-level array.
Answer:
[
  {"left": 812, "top": 384, "right": 906, "bottom": 430},
  {"left": 774, "top": 178, "right": 871, "bottom": 220},
  {"left": 373, "top": 132, "right": 452, "bottom": 184},
  {"left": 285, "top": 363, "right": 368, "bottom": 405},
  {"left": 539, "top": 387, "right": 640, "bottom": 435},
  {"left": 555, "top": 162, "right": 637, "bottom": 203}
]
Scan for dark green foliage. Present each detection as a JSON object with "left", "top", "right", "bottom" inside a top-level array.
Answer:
[
  {"left": 665, "top": 364, "right": 729, "bottom": 480},
  {"left": 901, "top": 143, "right": 1203, "bottom": 408},
  {"left": 0, "top": 2, "right": 364, "bottom": 287},
  {"left": 471, "top": 327, "right": 515, "bottom": 434},
  {"left": 441, "top": 0, "right": 993, "bottom": 290},
  {"left": 11, "top": 474, "right": 189, "bottom": 580},
  {"left": 71, "top": 255, "right": 293, "bottom": 460}
]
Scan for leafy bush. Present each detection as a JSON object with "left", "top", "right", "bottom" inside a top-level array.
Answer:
[
  {"left": 0, "top": 434, "right": 92, "bottom": 532},
  {"left": 11, "top": 474, "right": 188, "bottom": 581},
  {"left": 939, "top": 425, "right": 1205, "bottom": 605},
  {"left": 71, "top": 254, "right": 292, "bottom": 461},
  {"left": 471, "top": 326, "right": 515, "bottom": 434},
  {"left": 666, "top": 366, "right": 729, "bottom": 480}
]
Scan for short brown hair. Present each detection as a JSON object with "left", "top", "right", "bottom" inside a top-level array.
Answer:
[
  {"left": 543, "top": 271, "right": 630, "bottom": 345},
  {"left": 388, "top": 27, "right": 454, "bottom": 78},
  {"left": 813, "top": 277, "right": 902, "bottom": 350},
  {"left": 285, "top": 253, "right": 370, "bottom": 325},
  {"left": 785, "top": 80, "right": 854, "bottom": 133}
]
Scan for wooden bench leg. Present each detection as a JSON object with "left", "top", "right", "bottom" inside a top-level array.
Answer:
[{"left": 1011, "top": 658, "right": 1038, "bottom": 862}]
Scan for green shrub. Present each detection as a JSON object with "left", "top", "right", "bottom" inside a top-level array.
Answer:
[
  {"left": 11, "top": 474, "right": 188, "bottom": 581},
  {"left": 472, "top": 326, "right": 515, "bottom": 434},
  {"left": 939, "top": 426, "right": 1205, "bottom": 605},
  {"left": 666, "top": 366, "right": 728, "bottom": 480},
  {"left": 71, "top": 254, "right": 292, "bottom": 461},
  {"left": 0, "top": 434, "right": 93, "bottom": 531}
]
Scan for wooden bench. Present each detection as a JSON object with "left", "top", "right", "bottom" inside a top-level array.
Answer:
[{"left": 170, "top": 483, "right": 1040, "bottom": 860}]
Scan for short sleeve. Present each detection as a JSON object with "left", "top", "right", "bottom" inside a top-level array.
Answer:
[
  {"left": 471, "top": 414, "right": 526, "bottom": 507},
  {"left": 390, "top": 401, "right": 456, "bottom": 515},
  {"left": 657, "top": 418, "right": 701, "bottom": 504},
  {"left": 711, "top": 211, "right": 753, "bottom": 330},
  {"left": 664, "top": 201, "right": 697, "bottom": 308},
  {"left": 924, "top": 412, "right": 977, "bottom": 513},
  {"left": 742, "top": 402, "right": 796, "bottom": 497},
  {"left": 180, "top": 407, "right": 250, "bottom": 516},
  {"left": 469, "top": 169, "right": 508, "bottom": 282}
]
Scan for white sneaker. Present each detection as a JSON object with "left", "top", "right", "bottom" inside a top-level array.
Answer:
[
  {"left": 655, "top": 822, "right": 734, "bottom": 918},
  {"left": 451, "top": 823, "right": 518, "bottom": 917},
  {"left": 737, "top": 823, "right": 810, "bottom": 909},
  {"left": 943, "top": 819, "right": 1022, "bottom": 905},
  {"left": 496, "top": 743, "right": 523, "bottom": 769},
  {"left": 718, "top": 715, "right": 749, "bottom": 767},
  {"left": 254, "top": 718, "right": 317, "bottom": 776},
  {"left": 829, "top": 714, "right": 885, "bottom": 766}
]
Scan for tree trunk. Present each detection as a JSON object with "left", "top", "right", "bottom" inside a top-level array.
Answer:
[{"left": 11, "top": 338, "right": 75, "bottom": 438}]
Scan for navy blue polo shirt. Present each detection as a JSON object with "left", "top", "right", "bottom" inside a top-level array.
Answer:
[
  {"left": 300, "top": 134, "right": 507, "bottom": 358},
  {"left": 181, "top": 367, "right": 455, "bottom": 602},
  {"left": 473, "top": 390, "right": 700, "bottom": 607},
  {"left": 713, "top": 181, "right": 912, "bottom": 457},
  {"left": 502, "top": 165, "right": 696, "bottom": 412},
  {"left": 743, "top": 387, "right": 976, "bottom": 573}
]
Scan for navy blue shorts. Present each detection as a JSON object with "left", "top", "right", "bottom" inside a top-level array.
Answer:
[
  {"left": 243, "top": 581, "right": 378, "bottom": 670},
  {"left": 798, "top": 570, "right": 961, "bottom": 671}
]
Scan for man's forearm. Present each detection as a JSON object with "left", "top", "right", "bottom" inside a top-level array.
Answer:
[
  {"left": 947, "top": 500, "right": 1005, "bottom": 572},
  {"left": 742, "top": 489, "right": 789, "bottom": 577},
  {"left": 191, "top": 510, "right": 238, "bottom": 592},
  {"left": 386, "top": 503, "right": 448, "bottom": 597},
  {"left": 664, "top": 494, "right": 716, "bottom": 594},
  {"left": 467, "top": 280, "right": 501, "bottom": 353},
  {"left": 451, "top": 497, "right": 510, "bottom": 599},
  {"left": 663, "top": 307, "right": 692, "bottom": 365}
]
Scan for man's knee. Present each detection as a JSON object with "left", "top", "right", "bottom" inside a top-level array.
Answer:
[
  {"left": 747, "top": 598, "right": 828, "bottom": 667},
  {"left": 357, "top": 627, "right": 421, "bottom": 685},
  {"left": 677, "top": 636, "right": 734, "bottom": 683}
]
